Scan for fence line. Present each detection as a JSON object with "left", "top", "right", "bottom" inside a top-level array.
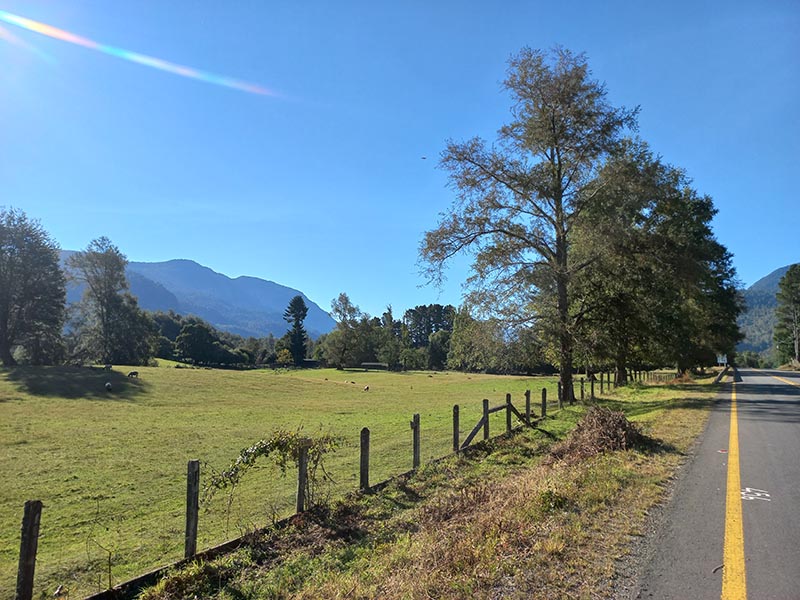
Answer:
[{"left": 16, "top": 370, "right": 673, "bottom": 599}]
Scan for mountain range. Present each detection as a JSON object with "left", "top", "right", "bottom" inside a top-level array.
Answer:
[
  {"left": 60, "top": 252, "right": 336, "bottom": 339},
  {"left": 737, "top": 264, "right": 793, "bottom": 354}
]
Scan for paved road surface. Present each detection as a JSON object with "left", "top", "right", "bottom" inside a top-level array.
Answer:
[{"left": 633, "top": 369, "right": 800, "bottom": 599}]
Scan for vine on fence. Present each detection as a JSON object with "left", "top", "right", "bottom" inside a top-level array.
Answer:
[{"left": 203, "top": 429, "right": 343, "bottom": 509}]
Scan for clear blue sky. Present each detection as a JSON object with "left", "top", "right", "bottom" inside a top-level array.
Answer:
[{"left": 1, "top": 1, "right": 797, "bottom": 318}]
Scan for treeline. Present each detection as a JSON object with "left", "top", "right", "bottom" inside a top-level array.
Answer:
[
  {"left": 0, "top": 209, "right": 550, "bottom": 372},
  {"left": 0, "top": 209, "right": 308, "bottom": 368},
  {"left": 311, "top": 296, "right": 552, "bottom": 373}
]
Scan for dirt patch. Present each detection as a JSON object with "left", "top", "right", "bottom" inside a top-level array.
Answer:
[{"left": 548, "top": 407, "right": 644, "bottom": 464}]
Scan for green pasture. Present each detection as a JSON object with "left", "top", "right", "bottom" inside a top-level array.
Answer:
[{"left": 0, "top": 365, "right": 560, "bottom": 598}]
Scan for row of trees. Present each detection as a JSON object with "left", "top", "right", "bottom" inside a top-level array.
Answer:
[{"left": 418, "top": 47, "right": 743, "bottom": 390}]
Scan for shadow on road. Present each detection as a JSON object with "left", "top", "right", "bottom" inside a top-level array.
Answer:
[{"left": 711, "top": 369, "right": 800, "bottom": 424}]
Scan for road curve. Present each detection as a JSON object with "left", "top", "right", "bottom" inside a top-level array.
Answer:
[{"left": 632, "top": 369, "right": 800, "bottom": 599}]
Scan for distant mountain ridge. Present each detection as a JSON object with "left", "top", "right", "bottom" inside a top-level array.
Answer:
[
  {"left": 60, "top": 252, "right": 336, "bottom": 339},
  {"left": 737, "top": 264, "right": 793, "bottom": 354}
]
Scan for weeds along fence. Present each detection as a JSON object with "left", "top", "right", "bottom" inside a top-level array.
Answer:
[{"left": 12, "top": 370, "right": 655, "bottom": 600}]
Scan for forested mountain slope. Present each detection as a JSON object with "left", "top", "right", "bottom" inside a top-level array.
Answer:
[{"left": 737, "top": 265, "right": 791, "bottom": 353}]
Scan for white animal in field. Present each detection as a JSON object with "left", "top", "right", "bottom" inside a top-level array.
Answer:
[
  {"left": 363, "top": 385, "right": 369, "bottom": 392},
  {"left": 104, "top": 382, "right": 112, "bottom": 392},
  {"left": 127, "top": 371, "right": 139, "bottom": 378}
]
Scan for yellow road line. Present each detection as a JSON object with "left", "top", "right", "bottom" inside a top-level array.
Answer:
[
  {"left": 722, "top": 382, "right": 747, "bottom": 599},
  {"left": 770, "top": 374, "right": 800, "bottom": 388}
]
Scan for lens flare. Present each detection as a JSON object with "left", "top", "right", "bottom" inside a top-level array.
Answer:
[
  {"left": 0, "top": 9, "right": 276, "bottom": 96},
  {"left": 0, "top": 22, "right": 54, "bottom": 62}
]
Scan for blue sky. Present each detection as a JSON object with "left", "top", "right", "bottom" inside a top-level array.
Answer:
[{"left": 1, "top": 1, "right": 798, "bottom": 318}]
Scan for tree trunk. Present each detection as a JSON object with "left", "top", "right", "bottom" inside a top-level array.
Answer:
[
  {"left": 615, "top": 363, "right": 628, "bottom": 386},
  {"left": 555, "top": 233, "right": 573, "bottom": 401},
  {"left": 0, "top": 338, "right": 16, "bottom": 366}
]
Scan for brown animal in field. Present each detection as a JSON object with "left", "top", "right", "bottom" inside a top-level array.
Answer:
[{"left": 127, "top": 371, "right": 139, "bottom": 378}]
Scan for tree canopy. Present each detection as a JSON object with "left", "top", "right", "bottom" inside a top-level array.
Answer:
[
  {"left": 283, "top": 295, "right": 309, "bottom": 366},
  {"left": 0, "top": 208, "right": 66, "bottom": 365},
  {"left": 421, "top": 47, "right": 637, "bottom": 392},
  {"left": 68, "top": 237, "right": 156, "bottom": 365}
]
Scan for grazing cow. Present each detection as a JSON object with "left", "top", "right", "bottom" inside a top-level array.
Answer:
[
  {"left": 104, "top": 382, "right": 112, "bottom": 392},
  {"left": 363, "top": 385, "right": 369, "bottom": 392},
  {"left": 127, "top": 371, "right": 139, "bottom": 378}
]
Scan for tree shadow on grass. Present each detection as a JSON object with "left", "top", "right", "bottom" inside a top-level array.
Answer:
[{"left": 2, "top": 365, "right": 148, "bottom": 400}]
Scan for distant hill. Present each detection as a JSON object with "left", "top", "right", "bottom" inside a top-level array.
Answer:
[
  {"left": 737, "top": 264, "right": 793, "bottom": 354},
  {"left": 60, "top": 252, "right": 336, "bottom": 339}
]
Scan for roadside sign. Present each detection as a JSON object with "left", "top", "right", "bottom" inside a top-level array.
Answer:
[{"left": 717, "top": 354, "right": 728, "bottom": 366}]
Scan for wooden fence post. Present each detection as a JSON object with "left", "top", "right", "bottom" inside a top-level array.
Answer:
[
  {"left": 580, "top": 378, "right": 585, "bottom": 402},
  {"left": 482, "top": 399, "right": 490, "bottom": 440},
  {"left": 296, "top": 439, "right": 311, "bottom": 513},
  {"left": 360, "top": 427, "right": 370, "bottom": 491},
  {"left": 541, "top": 388, "right": 547, "bottom": 418},
  {"left": 453, "top": 405, "right": 460, "bottom": 453},
  {"left": 15, "top": 500, "right": 42, "bottom": 600},
  {"left": 506, "top": 393, "right": 512, "bottom": 436},
  {"left": 411, "top": 413, "right": 420, "bottom": 470},
  {"left": 600, "top": 372, "right": 604, "bottom": 394},
  {"left": 569, "top": 383, "right": 575, "bottom": 406},
  {"left": 525, "top": 389, "right": 531, "bottom": 423},
  {"left": 184, "top": 460, "right": 200, "bottom": 559},
  {"left": 591, "top": 377, "right": 595, "bottom": 400},
  {"left": 558, "top": 382, "right": 563, "bottom": 409}
]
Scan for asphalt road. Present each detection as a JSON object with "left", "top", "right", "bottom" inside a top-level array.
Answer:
[{"left": 632, "top": 369, "right": 800, "bottom": 599}]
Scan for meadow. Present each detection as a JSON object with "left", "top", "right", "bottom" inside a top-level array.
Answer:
[{"left": 0, "top": 364, "right": 560, "bottom": 598}]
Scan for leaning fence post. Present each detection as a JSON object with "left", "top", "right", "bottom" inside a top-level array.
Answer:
[
  {"left": 506, "top": 393, "right": 512, "bottom": 436},
  {"left": 482, "top": 399, "right": 490, "bottom": 440},
  {"left": 296, "top": 439, "right": 311, "bottom": 513},
  {"left": 360, "top": 427, "right": 370, "bottom": 491},
  {"left": 525, "top": 389, "right": 531, "bottom": 423},
  {"left": 541, "top": 388, "right": 547, "bottom": 418},
  {"left": 452, "top": 405, "right": 460, "bottom": 453},
  {"left": 411, "top": 413, "right": 420, "bottom": 470},
  {"left": 580, "top": 378, "right": 585, "bottom": 403},
  {"left": 184, "top": 460, "right": 200, "bottom": 559},
  {"left": 16, "top": 500, "right": 42, "bottom": 600}
]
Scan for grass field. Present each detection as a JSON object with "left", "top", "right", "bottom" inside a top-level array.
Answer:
[
  {"left": 139, "top": 375, "right": 722, "bottom": 599},
  {"left": 0, "top": 365, "right": 562, "bottom": 598}
]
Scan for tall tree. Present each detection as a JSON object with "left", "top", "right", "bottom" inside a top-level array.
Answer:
[
  {"left": 421, "top": 47, "right": 637, "bottom": 396},
  {"left": 0, "top": 208, "right": 66, "bottom": 365},
  {"left": 283, "top": 295, "right": 309, "bottom": 366},
  {"left": 69, "top": 237, "right": 156, "bottom": 365},
  {"left": 775, "top": 264, "right": 800, "bottom": 364}
]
